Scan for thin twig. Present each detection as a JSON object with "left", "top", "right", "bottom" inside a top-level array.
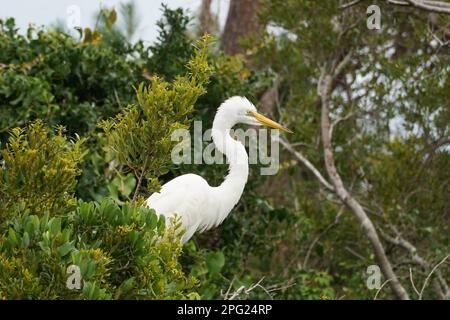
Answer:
[
  {"left": 419, "top": 254, "right": 450, "bottom": 299},
  {"left": 329, "top": 112, "right": 354, "bottom": 140},
  {"left": 132, "top": 156, "right": 149, "bottom": 202},
  {"left": 409, "top": 268, "right": 421, "bottom": 296},
  {"left": 374, "top": 278, "right": 393, "bottom": 300},
  {"left": 340, "top": 0, "right": 364, "bottom": 9},
  {"left": 303, "top": 207, "right": 343, "bottom": 268},
  {"left": 380, "top": 227, "right": 449, "bottom": 299}
]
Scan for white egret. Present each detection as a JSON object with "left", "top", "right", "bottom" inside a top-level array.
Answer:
[{"left": 145, "top": 96, "right": 291, "bottom": 243}]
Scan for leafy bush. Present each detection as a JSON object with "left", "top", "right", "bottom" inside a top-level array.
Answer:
[
  {"left": 100, "top": 36, "right": 212, "bottom": 198},
  {"left": 0, "top": 199, "right": 198, "bottom": 299},
  {"left": 0, "top": 18, "right": 145, "bottom": 139},
  {"left": 0, "top": 120, "right": 84, "bottom": 220},
  {"left": 0, "top": 119, "right": 198, "bottom": 299},
  {"left": 0, "top": 21, "right": 212, "bottom": 297},
  {"left": 146, "top": 4, "right": 194, "bottom": 81}
]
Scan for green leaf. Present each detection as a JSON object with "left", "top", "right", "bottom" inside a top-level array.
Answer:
[
  {"left": 8, "top": 228, "right": 18, "bottom": 246},
  {"left": 58, "top": 241, "right": 75, "bottom": 258},
  {"left": 24, "top": 215, "right": 40, "bottom": 235},
  {"left": 106, "top": 9, "right": 117, "bottom": 28},
  {"left": 119, "top": 174, "right": 136, "bottom": 197},
  {"left": 48, "top": 217, "right": 61, "bottom": 237},
  {"left": 83, "top": 281, "right": 98, "bottom": 299},
  {"left": 205, "top": 251, "right": 225, "bottom": 275},
  {"left": 157, "top": 215, "right": 166, "bottom": 234},
  {"left": 21, "top": 231, "right": 30, "bottom": 248},
  {"left": 85, "top": 260, "right": 96, "bottom": 279},
  {"left": 146, "top": 211, "right": 158, "bottom": 229},
  {"left": 116, "top": 277, "right": 136, "bottom": 298}
]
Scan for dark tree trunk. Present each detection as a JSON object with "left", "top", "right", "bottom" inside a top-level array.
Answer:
[
  {"left": 199, "top": 0, "right": 213, "bottom": 35},
  {"left": 220, "top": 0, "right": 261, "bottom": 55}
]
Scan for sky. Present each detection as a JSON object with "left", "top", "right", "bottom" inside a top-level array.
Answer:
[{"left": 0, "top": 0, "right": 230, "bottom": 44}]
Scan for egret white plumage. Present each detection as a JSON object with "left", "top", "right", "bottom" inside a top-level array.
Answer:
[{"left": 145, "top": 96, "right": 291, "bottom": 243}]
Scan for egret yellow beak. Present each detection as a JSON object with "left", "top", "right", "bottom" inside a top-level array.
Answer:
[{"left": 248, "top": 111, "right": 292, "bottom": 133}]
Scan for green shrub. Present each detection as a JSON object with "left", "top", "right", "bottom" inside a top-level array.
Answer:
[
  {"left": 0, "top": 120, "right": 84, "bottom": 220},
  {"left": 0, "top": 26, "right": 211, "bottom": 299},
  {"left": 100, "top": 36, "right": 212, "bottom": 198},
  {"left": 0, "top": 18, "right": 145, "bottom": 139},
  {"left": 146, "top": 4, "right": 194, "bottom": 81},
  {"left": 0, "top": 199, "right": 198, "bottom": 299},
  {"left": 0, "top": 115, "right": 198, "bottom": 300}
]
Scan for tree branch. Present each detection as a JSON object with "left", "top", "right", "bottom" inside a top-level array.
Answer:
[
  {"left": 132, "top": 156, "right": 149, "bottom": 202},
  {"left": 329, "top": 112, "right": 354, "bottom": 140},
  {"left": 340, "top": 0, "right": 364, "bottom": 9},
  {"left": 380, "top": 227, "right": 450, "bottom": 299},
  {"left": 387, "top": 0, "right": 450, "bottom": 14},
  {"left": 278, "top": 137, "right": 334, "bottom": 191},
  {"left": 303, "top": 207, "right": 344, "bottom": 268},
  {"left": 318, "top": 53, "right": 410, "bottom": 300},
  {"left": 419, "top": 255, "right": 450, "bottom": 300}
]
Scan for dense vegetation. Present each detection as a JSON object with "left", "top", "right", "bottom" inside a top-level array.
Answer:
[{"left": 0, "top": 2, "right": 448, "bottom": 299}]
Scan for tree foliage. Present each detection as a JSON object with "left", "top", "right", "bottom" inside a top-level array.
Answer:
[
  {"left": 100, "top": 36, "right": 212, "bottom": 197},
  {"left": 0, "top": 2, "right": 448, "bottom": 300},
  {"left": 0, "top": 18, "right": 145, "bottom": 138},
  {"left": 0, "top": 198, "right": 196, "bottom": 299},
  {"left": 0, "top": 121, "right": 84, "bottom": 220}
]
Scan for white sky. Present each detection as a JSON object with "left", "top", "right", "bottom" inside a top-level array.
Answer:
[{"left": 0, "top": 0, "right": 230, "bottom": 44}]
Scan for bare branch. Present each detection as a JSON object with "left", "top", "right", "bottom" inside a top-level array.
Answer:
[
  {"left": 409, "top": 268, "right": 421, "bottom": 296},
  {"left": 387, "top": 0, "right": 450, "bottom": 14},
  {"left": 345, "top": 246, "right": 368, "bottom": 261},
  {"left": 222, "top": 277, "right": 295, "bottom": 300},
  {"left": 380, "top": 228, "right": 450, "bottom": 299},
  {"left": 333, "top": 51, "right": 353, "bottom": 79},
  {"left": 278, "top": 137, "right": 334, "bottom": 191},
  {"left": 411, "top": 0, "right": 450, "bottom": 10},
  {"left": 374, "top": 278, "right": 394, "bottom": 300},
  {"left": 318, "top": 55, "right": 410, "bottom": 299},
  {"left": 132, "top": 156, "right": 149, "bottom": 202},
  {"left": 329, "top": 112, "right": 354, "bottom": 140},
  {"left": 419, "top": 255, "right": 450, "bottom": 299},
  {"left": 303, "top": 207, "right": 344, "bottom": 268},
  {"left": 340, "top": 0, "right": 364, "bottom": 9}
]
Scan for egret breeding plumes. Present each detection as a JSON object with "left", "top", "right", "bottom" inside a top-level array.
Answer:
[{"left": 145, "top": 96, "right": 291, "bottom": 243}]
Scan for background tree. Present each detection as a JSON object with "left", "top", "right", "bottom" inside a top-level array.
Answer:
[
  {"left": 247, "top": 0, "right": 450, "bottom": 299},
  {"left": 221, "top": 0, "right": 261, "bottom": 55}
]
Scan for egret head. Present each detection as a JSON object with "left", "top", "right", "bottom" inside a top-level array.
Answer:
[{"left": 216, "top": 96, "right": 292, "bottom": 133}]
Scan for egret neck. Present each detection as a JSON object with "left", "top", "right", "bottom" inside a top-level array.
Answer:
[{"left": 210, "top": 110, "right": 249, "bottom": 224}]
